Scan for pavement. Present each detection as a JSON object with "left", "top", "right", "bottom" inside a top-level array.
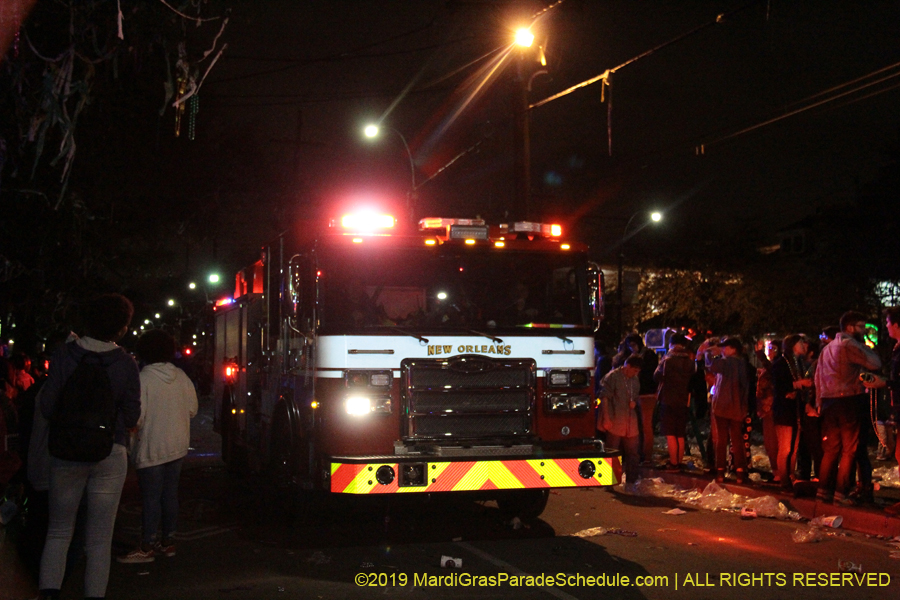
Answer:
[{"left": 638, "top": 464, "right": 900, "bottom": 539}]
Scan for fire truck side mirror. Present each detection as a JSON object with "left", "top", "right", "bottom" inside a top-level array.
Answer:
[{"left": 588, "top": 262, "right": 604, "bottom": 331}]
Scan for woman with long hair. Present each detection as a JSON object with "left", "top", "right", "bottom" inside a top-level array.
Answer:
[{"left": 771, "top": 334, "right": 814, "bottom": 492}]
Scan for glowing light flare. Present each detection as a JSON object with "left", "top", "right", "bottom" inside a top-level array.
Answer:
[
  {"left": 363, "top": 124, "right": 379, "bottom": 138},
  {"left": 167, "top": 299, "right": 175, "bottom": 306},
  {"left": 345, "top": 396, "right": 372, "bottom": 416},
  {"left": 514, "top": 28, "right": 534, "bottom": 47},
  {"left": 651, "top": 212, "right": 662, "bottom": 223},
  {"left": 550, "top": 224, "right": 562, "bottom": 237},
  {"left": 352, "top": 238, "right": 364, "bottom": 244},
  {"left": 436, "top": 292, "right": 448, "bottom": 300},
  {"left": 424, "top": 239, "right": 437, "bottom": 246},
  {"left": 464, "top": 239, "right": 476, "bottom": 245},
  {"left": 341, "top": 213, "right": 395, "bottom": 231},
  {"left": 560, "top": 243, "right": 571, "bottom": 250},
  {"left": 494, "top": 241, "right": 505, "bottom": 248}
]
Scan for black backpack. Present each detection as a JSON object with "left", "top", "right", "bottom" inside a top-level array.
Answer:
[{"left": 48, "top": 349, "right": 117, "bottom": 462}]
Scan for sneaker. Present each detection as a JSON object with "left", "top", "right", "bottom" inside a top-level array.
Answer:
[
  {"left": 834, "top": 494, "right": 859, "bottom": 507},
  {"left": 816, "top": 489, "right": 833, "bottom": 504},
  {"left": 155, "top": 540, "right": 176, "bottom": 557},
  {"left": 116, "top": 546, "right": 155, "bottom": 564}
]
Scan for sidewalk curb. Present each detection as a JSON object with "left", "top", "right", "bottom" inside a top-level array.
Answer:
[{"left": 641, "top": 468, "right": 900, "bottom": 539}]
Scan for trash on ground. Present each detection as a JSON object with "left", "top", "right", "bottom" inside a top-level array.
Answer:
[
  {"left": 440, "top": 555, "right": 463, "bottom": 568},
  {"left": 743, "top": 495, "right": 788, "bottom": 519},
  {"left": 792, "top": 526, "right": 824, "bottom": 543},
  {"left": 873, "top": 465, "right": 899, "bottom": 488},
  {"left": 889, "top": 552, "right": 900, "bottom": 559},
  {"left": 306, "top": 551, "right": 332, "bottom": 565},
  {"left": 607, "top": 527, "right": 638, "bottom": 537},
  {"left": 664, "top": 508, "right": 686, "bottom": 515},
  {"left": 810, "top": 515, "right": 843, "bottom": 529},
  {"left": 572, "top": 526, "right": 608, "bottom": 538},
  {"left": 838, "top": 559, "right": 862, "bottom": 573},
  {"left": 740, "top": 506, "right": 757, "bottom": 519}
]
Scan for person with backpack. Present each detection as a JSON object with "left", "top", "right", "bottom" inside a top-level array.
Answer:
[
  {"left": 38, "top": 294, "right": 140, "bottom": 600},
  {"left": 117, "top": 329, "right": 197, "bottom": 564}
]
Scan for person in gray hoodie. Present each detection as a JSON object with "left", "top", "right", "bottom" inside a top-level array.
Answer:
[{"left": 117, "top": 330, "right": 197, "bottom": 564}]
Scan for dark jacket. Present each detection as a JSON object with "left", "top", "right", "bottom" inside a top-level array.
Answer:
[
  {"left": 40, "top": 339, "right": 141, "bottom": 448},
  {"left": 706, "top": 353, "right": 749, "bottom": 421},
  {"left": 654, "top": 347, "right": 695, "bottom": 407},
  {"left": 771, "top": 355, "right": 803, "bottom": 426}
]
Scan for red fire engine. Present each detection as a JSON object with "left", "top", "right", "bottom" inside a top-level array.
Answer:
[{"left": 213, "top": 212, "right": 621, "bottom": 518}]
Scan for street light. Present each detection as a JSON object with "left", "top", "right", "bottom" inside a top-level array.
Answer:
[
  {"left": 362, "top": 123, "right": 417, "bottom": 221},
  {"left": 617, "top": 210, "right": 663, "bottom": 337},
  {"left": 512, "top": 26, "right": 546, "bottom": 221}
]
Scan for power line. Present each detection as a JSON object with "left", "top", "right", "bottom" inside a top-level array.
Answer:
[{"left": 700, "top": 61, "right": 900, "bottom": 150}]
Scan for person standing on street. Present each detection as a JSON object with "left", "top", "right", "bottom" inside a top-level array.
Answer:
[
  {"left": 861, "top": 306, "right": 900, "bottom": 514},
  {"left": 654, "top": 333, "right": 695, "bottom": 470},
  {"left": 597, "top": 355, "right": 643, "bottom": 487},
  {"left": 117, "top": 330, "right": 198, "bottom": 564},
  {"left": 815, "top": 311, "right": 882, "bottom": 506},
  {"left": 703, "top": 337, "right": 750, "bottom": 484},
  {"left": 38, "top": 294, "right": 141, "bottom": 600}
]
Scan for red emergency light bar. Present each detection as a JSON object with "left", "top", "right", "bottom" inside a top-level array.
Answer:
[
  {"left": 215, "top": 297, "right": 234, "bottom": 308},
  {"left": 506, "top": 221, "right": 562, "bottom": 238},
  {"left": 337, "top": 213, "right": 396, "bottom": 232}
]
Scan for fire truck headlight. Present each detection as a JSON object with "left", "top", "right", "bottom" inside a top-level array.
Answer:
[
  {"left": 547, "top": 394, "right": 591, "bottom": 412},
  {"left": 345, "top": 395, "right": 392, "bottom": 415},
  {"left": 548, "top": 395, "right": 569, "bottom": 412},
  {"left": 369, "top": 372, "right": 391, "bottom": 387},
  {"left": 345, "top": 396, "right": 372, "bottom": 415},
  {"left": 569, "top": 370, "right": 591, "bottom": 387},
  {"left": 548, "top": 371, "right": 569, "bottom": 386},
  {"left": 569, "top": 395, "right": 591, "bottom": 411}
]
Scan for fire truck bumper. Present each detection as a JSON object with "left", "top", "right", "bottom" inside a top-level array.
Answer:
[{"left": 328, "top": 454, "right": 622, "bottom": 494}]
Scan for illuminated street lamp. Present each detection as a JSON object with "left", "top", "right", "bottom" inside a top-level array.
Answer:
[
  {"left": 514, "top": 28, "right": 534, "bottom": 48},
  {"left": 512, "top": 26, "right": 545, "bottom": 220},
  {"left": 363, "top": 123, "right": 417, "bottom": 221},
  {"left": 167, "top": 299, "right": 176, "bottom": 307},
  {"left": 208, "top": 273, "right": 220, "bottom": 284},
  {"left": 188, "top": 282, "right": 197, "bottom": 290},
  {"left": 617, "top": 211, "right": 663, "bottom": 336}
]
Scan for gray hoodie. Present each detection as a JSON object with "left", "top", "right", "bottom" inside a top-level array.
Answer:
[{"left": 130, "top": 362, "right": 198, "bottom": 469}]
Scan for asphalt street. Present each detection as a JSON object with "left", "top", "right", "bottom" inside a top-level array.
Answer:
[{"left": 3, "top": 397, "right": 899, "bottom": 600}]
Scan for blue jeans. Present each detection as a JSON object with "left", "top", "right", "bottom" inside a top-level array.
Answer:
[
  {"left": 40, "top": 444, "right": 127, "bottom": 598},
  {"left": 137, "top": 458, "right": 184, "bottom": 544}
]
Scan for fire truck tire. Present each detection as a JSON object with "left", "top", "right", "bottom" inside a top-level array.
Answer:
[
  {"left": 496, "top": 489, "right": 550, "bottom": 521},
  {"left": 268, "top": 402, "right": 296, "bottom": 488}
]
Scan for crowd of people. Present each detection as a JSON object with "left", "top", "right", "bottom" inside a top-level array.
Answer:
[
  {"left": 0, "top": 294, "right": 197, "bottom": 600},
  {"left": 595, "top": 309, "right": 900, "bottom": 514}
]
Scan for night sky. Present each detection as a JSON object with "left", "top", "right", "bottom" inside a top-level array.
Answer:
[{"left": 3, "top": 0, "right": 900, "bottom": 321}]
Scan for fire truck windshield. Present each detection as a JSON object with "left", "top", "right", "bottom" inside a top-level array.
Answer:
[{"left": 317, "top": 245, "right": 590, "bottom": 334}]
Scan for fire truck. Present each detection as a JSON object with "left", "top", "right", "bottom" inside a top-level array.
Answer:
[{"left": 213, "top": 212, "right": 621, "bottom": 518}]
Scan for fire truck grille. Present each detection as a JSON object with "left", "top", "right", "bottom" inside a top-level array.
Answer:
[
  {"left": 412, "top": 414, "right": 531, "bottom": 437},
  {"left": 402, "top": 356, "right": 535, "bottom": 441}
]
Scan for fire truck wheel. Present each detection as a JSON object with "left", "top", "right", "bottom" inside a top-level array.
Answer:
[
  {"left": 496, "top": 489, "right": 550, "bottom": 521},
  {"left": 268, "top": 403, "right": 295, "bottom": 488}
]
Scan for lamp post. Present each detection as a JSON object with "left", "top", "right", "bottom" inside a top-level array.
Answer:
[
  {"left": 363, "top": 124, "right": 417, "bottom": 222},
  {"left": 617, "top": 211, "right": 662, "bottom": 337}
]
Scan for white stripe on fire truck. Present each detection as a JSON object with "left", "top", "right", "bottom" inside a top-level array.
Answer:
[{"left": 315, "top": 335, "right": 595, "bottom": 371}]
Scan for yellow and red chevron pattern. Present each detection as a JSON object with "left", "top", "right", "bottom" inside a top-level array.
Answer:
[{"left": 330, "top": 456, "right": 622, "bottom": 494}]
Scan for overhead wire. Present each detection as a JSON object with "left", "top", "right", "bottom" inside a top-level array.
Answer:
[{"left": 700, "top": 60, "right": 900, "bottom": 150}]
